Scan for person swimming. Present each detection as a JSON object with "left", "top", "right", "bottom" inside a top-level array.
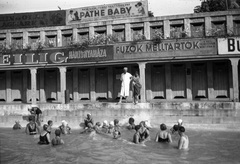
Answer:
[
  {"left": 47, "top": 120, "right": 53, "bottom": 134},
  {"left": 38, "top": 124, "right": 51, "bottom": 145},
  {"left": 155, "top": 123, "right": 172, "bottom": 143},
  {"left": 133, "top": 125, "right": 141, "bottom": 144},
  {"left": 84, "top": 113, "right": 94, "bottom": 129},
  {"left": 127, "top": 117, "right": 135, "bottom": 130},
  {"left": 178, "top": 126, "right": 189, "bottom": 150},
  {"left": 113, "top": 119, "right": 121, "bottom": 139},
  {"left": 13, "top": 121, "right": 22, "bottom": 130},
  {"left": 59, "top": 120, "right": 71, "bottom": 134},
  {"left": 108, "top": 121, "right": 114, "bottom": 134},
  {"left": 102, "top": 120, "right": 109, "bottom": 133},
  {"left": 170, "top": 119, "right": 183, "bottom": 134},
  {"left": 138, "top": 121, "right": 150, "bottom": 142},
  {"left": 25, "top": 116, "right": 40, "bottom": 135},
  {"left": 52, "top": 129, "right": 64, "bottom": 146}
]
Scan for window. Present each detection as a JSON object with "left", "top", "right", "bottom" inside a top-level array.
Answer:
[
  {"left": 62, "top": 34, "right": 72, "bottom": 47},
  {"left": 233, "top": 21, "right": 240, "bottom": 36},
  {"left": 150, "top": 26, "right": 163, "bottom": 40},
  {"left": 11, "top": 37, "right": 23, "bottom": 49},
  {"left": 211, "top": 21, "right": 226, "bottom": 36},
  {"left": 113, "top": 29, "right": 125, "bottom": 42},
  {"left": 78, "top": 32, "right": 89, "bottom": 42},
  {"left": 45, "top": 35, "right": 57, "bottom": 47},
  {"left": 170, "top": 24, "right": 184, "bottom": 38},
  {"left": 131, "top": 27, "right": 144, "bottom": 41},
  {"left": 191, "top": 23, "right": 205, "bottom": 38},
  {"left": 0, "top": 38, "right": 6, "bottom": 46}
]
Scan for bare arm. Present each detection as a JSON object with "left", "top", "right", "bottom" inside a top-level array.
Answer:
[
  {"left": 25, "top": 124, "right": 29, "bottom": 134},
  {"left": 155, "top": 132, "right": 159, "bottom": 142},
  {"left": 46, "top": 133, "right": 51, "bottom": 144},
  {"left": 134, "top": 134, "right": 139, "bottom": 144},
  {"left": 178, "top": 137, "right": 184, "bottom": 149},
  {"left": 168, "top": 133, "right": 172, "bottom": 143}
]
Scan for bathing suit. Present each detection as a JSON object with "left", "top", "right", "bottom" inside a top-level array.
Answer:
[
  {"left": 28, "top": 123, "right": 37, "bottom": 135},
  {"left": 158, "top": 137, "right": 169, "bottom": 143},
  {"left": 133, "top": 132, "right": 141, "bottom": 143},
  {"left": 38, "top": 133, "right": 49, "bottom": 145},
  {"left": 84, "top": 118, "right": 94, "bottom": 127},
  {"left": 139, "top": 128, "right": 149, "bottom": 140}
]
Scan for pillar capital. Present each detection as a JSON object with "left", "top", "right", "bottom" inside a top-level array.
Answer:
[
  {"left": 58, "top": 66, "right": 67, "bottom": 73},
  {"left": 29, "top": 67, "right": 37, "bottom": 74},
  {"left": 138, "top": 62, "right": 147, "bottom": 69},
  {"left": 230, "top": 58, "right": 240, "bottom": 66}
]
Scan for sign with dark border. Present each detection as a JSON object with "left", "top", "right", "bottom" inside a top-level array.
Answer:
[
  {"left": 0, "top": 45, "right": 114, "bottom": 66},
  {"left": 0, "top": 10, "right": 66, "bottom": 29},
  {"left": 218, "top": 37, "right": 240, "bottom": 55}
]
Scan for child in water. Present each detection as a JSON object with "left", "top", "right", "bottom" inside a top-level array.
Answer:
[
  {"left": 52, "top": 129, "right": 64, "bottom": 146},
  {"left": 47, "top": 120, "right": 53, "bottom": 134},
  {"left": 59, "top": 120, "right": 71, "bottom": 134},
  {"left": 133, "top": 125, "right": 141, "bottom": 144},
  {"left": 13, "top": 121, "right": 22, "bottom": 130},
  {"left": 138, "top": 121, "right": 150, "bottom": 142},
  {"left": 84, "top": 113, "right": 94, "bottom": 130},
  {"left": 108, "top": 121, "right": 115, "bottom": 134},
  {"left": 102, "top": 120, "right": 109, "bottom": 133},
  {"left": 113, "top": 119, "right": 121, "bottom": 139},
  {"left": 127, "top": 117, "right": 135, "bottom": 130},
  {"left": 38, "top": 124, "right": 51, "bottom": 145},
  {"left": 178, "top": 126, "right": 189, "bottom": 150},
  {"left": 171, "top": 119, "right": 183, "bottom": 134}
]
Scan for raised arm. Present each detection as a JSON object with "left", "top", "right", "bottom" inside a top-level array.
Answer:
[
  {"left": 168, "top": 133, "right": 172, "bottom": 143},
  {"left": 178, "top": 137, "right": 184, "bottom": 149}
]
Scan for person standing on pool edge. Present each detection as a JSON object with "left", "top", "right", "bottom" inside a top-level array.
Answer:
[
  {"left": 178, "top": 126, "right": 189, "bottom": 150},
  {"left": 118, "top": 67, "right": 132, "bottom": 104}
]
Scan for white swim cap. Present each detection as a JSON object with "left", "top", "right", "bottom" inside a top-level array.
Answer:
[
  {"left": 110, "top": 121, "right": 114, "bottom": 126},
  {"left": 103, "top": 120, "right": 108, "bottom": 125},
  {"left": 62, "top": 120, "right": 68, "bottom": 126},
  {"left": 177, "top": 119, "right": 183, "bottom": 124},
  {"left": 31, "top": 104, "right": 38, "bottom": 107},
  {"left": 87, "top": 113, "right": 91, "bottom": 116}
]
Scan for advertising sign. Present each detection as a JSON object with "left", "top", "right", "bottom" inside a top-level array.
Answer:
[
  {"left": 0, "top": 45, "right": 113, "bottom": 66},
  {"left": 0, "top": 10, "right": 66, "bottom": 30},
  {"left": 218, "top": 37, "right": 240, "bottom": 55},
  {"left": 114, "top": 38, "right": 217, "bottom": 60},
  {"left": 227, "top": 0, "right": 240, "bottom": 10},
  {"left": 66, "top": 0, "right": 148, "bottom": 24}
]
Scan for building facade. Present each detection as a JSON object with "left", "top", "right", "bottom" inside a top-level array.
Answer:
[{"left": 0, "top": 5, "right": 240, "bottom": 106}]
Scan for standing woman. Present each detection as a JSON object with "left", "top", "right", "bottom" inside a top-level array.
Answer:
[{"left": 132, "top": 72, "right": 142, "bottom": 105}]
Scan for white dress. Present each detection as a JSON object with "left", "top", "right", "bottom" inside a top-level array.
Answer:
[{"left": 120, "top": 72, "right": 132, "bottom": 97}]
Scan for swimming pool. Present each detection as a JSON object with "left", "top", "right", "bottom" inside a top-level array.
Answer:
[{"left": 0, "top": 127, "right": 239, "bottom": 164}]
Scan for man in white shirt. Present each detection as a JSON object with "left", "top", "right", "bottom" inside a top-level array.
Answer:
[{"left": 118, "top": 67, "right": 132, "bottom": 103}]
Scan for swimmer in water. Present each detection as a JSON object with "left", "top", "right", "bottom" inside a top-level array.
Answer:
[
  {"left": 133, "top": 125, "right": 141, "bottom": 144},
  {"left": 52, "top": 129, "right": 64, "bottom": 146},
  {"left": 59, "top": 120, "right": 71, "bottom": 134},
  {"left": 155, "top": 123, "right": 172, "bottom": 143},
  {"left": 108, "top": 121, "right": 114, "bottom": 134},
  {"left": 47, "top": 120, "right": 53, "bottom": 134},
  {"left": 25, "top": 116, "right": 40, "bottom": 135},
  {"left": 38, "top": 124, "right": 51, "bottom": 145},
  {"left": 113, "top": 119, "right": 121, "bottom": 139},
  {"left": 102, "top": 120, "right": 109, "bottom": 133},
  {"left": 178, "top": 126, "right": 189, "bottom": 150},
  {"left": 127, "top": 117, "right": 135, "bottom": 130},
  {"left": 139, "top": 121, "right": 150, "bottom": 142},
  {"left": 170, "top": 119, "right": 183, "bottom": 134},
  {"left": 13, "top": 121, "right": 22, "bottom": 130},
  {"left": 84, "top": 113, "right": 94, "bottom": 130}
]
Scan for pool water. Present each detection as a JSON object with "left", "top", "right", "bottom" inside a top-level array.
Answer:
[{"left": 0, "top": 127, "right": 240, "bottom": 164}]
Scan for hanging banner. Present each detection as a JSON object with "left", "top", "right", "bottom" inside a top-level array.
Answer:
[
  {"left": 66, "top": 0, "right": 148, "bottom": 24},
  {"left": 0, "top": 10, "right": 66, "bottom": 30},
  {"left": 218, "top": 37, "right": 240, "bottom": 54}
]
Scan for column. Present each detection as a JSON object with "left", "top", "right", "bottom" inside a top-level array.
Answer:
[
  {"left": 144, "top": 22, "right": 150, "bottom": 40},
  {"left": 125, "top": 23, "right": 131, "bottom": 41},
  {"left": 138, "top": 62, "right": 146, "bottom": 103},
  {"left": 184, "top": 18, "right": 191, "bottom": 37},
  {"left": 108, "top": 66, "right": 113, "bottom": 101},
  {"left": 72, "top": 28, "right": 78, "bottom": 42},
  {"left": 163, "top": 20, "right": 170, "bottom": 39},
  {"left": 23, "top": 31, "right": 28, "bottom": 47},
  {"left": 165, "top": 63, "right": 172, "bottom": 100},
  {"left": 59, "top": 67, "right": 66, "bottom": 104},
  {"left": 145, "top": 64, "right": 152, "bottom": 101},
  {"left": 226, "top": 15, "right": 233, "bottom": 35},
  {"left": 186, "top": 63, "right": 193, "bottom": 100},
  {"left": 205, "top": 17, "right": 212, "bottom": 37},
  {"left": 40, "top": 31, "right": 45, "bottom": 43},
  {"left": 6, "top": 70, "right": 11, "bottom": 103},
  {"left": 57, "top": 29, "right": 62, "bottom": 47},
  {"left": 207, "top": 61, "right": 214, "bottom": 100},
  {"left": 39, "top": 69, "right": 46, "bottom": 103},
  {"left": 107, "top": 25, "right": 113, "bottom": 36},
  {"left": 6, "top": 32, "right": 11, "bottom": 46},
  {"left": 230, "top": 58, "right": 240, "bottom": 102},
  {"left": 89, "top": 26, "right": 94, "bottom": 39},
  {"left": 22, "top": 70, "right": 28, "bottom": 103},
  {"left": 90, "top": 67, "right": 96, "bottom": 102},
  {"left": 73, "top": 68, "right": 79, "bottom": 102},
  {"left": 30, "top": 68, "right": 37, "bottom": 105}
]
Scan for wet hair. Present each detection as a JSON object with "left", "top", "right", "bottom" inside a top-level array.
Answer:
[
  {"left": 43, "top": 124, "right": 48, "bottom": 131},
  {"left": 48, "top": 120, "right": 53, "bottom": 125},
  {"left": 129, "top": 117, "right": 135, "bottom": 124},
  {"left": 160, "top": 124, "right": 167, "bottom": 130},
  {"left": 173, "top": 125, "right": 179, "bottom": 131},
  {"left": 55, "top": 129, "right": 61, "bottom": 136},
  {"left": 96, "top": 122, "right": 101, "bottom": 127},
  {"left": 114, "top": 119, "right": 119, "bottom": 125},
  {"left": 179, "top": 126, "right": 185, "bottom": 133},
  {"left": 135, "top": 125, "right": 140, "bottom": 131}
]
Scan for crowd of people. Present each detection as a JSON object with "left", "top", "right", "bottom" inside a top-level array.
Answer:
[{"left": 21, "top": 106, "right": 189, "bottom": 149}]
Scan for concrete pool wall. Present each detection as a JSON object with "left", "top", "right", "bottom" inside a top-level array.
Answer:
[{"left": 0, "top": 101, "right": 240, "bottom": 130}]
